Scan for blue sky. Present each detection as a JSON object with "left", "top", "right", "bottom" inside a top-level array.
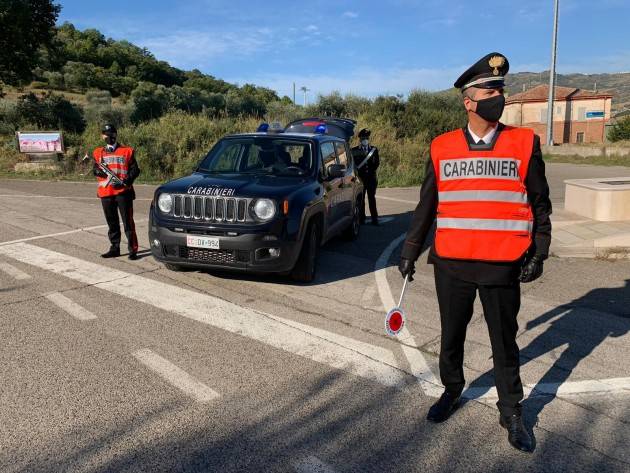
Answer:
[{"left": 58, "top": 0, "right": 630, "bottom": 99}]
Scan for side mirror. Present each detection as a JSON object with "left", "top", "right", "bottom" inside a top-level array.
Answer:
[{"left": 327, "top": 163, "right": 345, "bottom": 179}]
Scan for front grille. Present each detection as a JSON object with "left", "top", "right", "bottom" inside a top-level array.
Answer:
[
  {"left": 171, "top": 194, "right": 248, "bottom": 223},
  {"left": 179, "top": 247, "right": 250, "bottom": 264}
]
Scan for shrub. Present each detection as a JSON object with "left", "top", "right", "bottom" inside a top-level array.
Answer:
[
  {"left": 14, "top": 92, "right": 86, "bottom": 133},
  {"left": 608, "top": 116, "right": 630, "bottom": 142}
]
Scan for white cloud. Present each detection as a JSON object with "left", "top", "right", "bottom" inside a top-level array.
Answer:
[
  {"left": 305, "top": 25, "right": 319, "bottom": 33},
  {"left": 138, "top": 29, "right": 275, "bottom": 67},
  {"left": 226, "top": 66, "right": 465, "bottom": 99},
  {"left": 342, "top": 11, "right": 359, "bottom": 18}
]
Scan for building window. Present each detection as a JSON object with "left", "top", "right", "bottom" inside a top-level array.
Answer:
[
  {"left": 576, "top": 132, "right": 585, "bottom": 143},
  {"left": 578, "top": 107, "right": 586, "bottom": 120}
]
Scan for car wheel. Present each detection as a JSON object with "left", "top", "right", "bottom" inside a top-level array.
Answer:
[
  {"left": 291, "top": 221, "right": 319, "bottom": 282},
  {"left": 164, "top": 263, "right": 184, "bottom": 271},
  {"left": 343, "top": 199, "right": 361, "bottom": 241}
]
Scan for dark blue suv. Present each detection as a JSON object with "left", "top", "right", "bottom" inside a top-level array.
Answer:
[{"left": 149, "top": 118, "right": 364, "bottom": 282}]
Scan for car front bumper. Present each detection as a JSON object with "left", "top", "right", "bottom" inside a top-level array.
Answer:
[{"left": 148, "top": 211, "right": 301, "bottom": 274}]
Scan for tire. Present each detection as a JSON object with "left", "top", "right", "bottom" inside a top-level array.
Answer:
[
  {"left": 291, "top": 221, "right": 319, "bottom": 282},
  {"left": 343, "top": 199, "right": 361, "bottom": 241},
  {"left": 164, "top": 262, "right": 184, "bottom": 271}
]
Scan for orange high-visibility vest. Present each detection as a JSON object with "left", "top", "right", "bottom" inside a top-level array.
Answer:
[
  {"left": 93, "top": 145, "right": 134, "bottom": 198},
  {"left": 431, "top": 126, "right": 534, "bottom": 262}
]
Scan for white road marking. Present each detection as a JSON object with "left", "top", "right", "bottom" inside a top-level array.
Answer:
[
  {"left": 376, "top": 195, "right": 417, "bottom": 205},
  {"left": 292, "top": 456, "right": 338, "bottom": 473},
  {"left": 374, "top": 234, "right": 443, "bottom": 396},
  {"left": 0, "top": 242, "right": 406, "bottom": 387},
  {"left": 464, "top": 377, "right": 630, "bottom": 400},
  {"left": 133, "top": 348, "right": 220, "bottom": 403},
  {"left": 0, "top": 219, "right": 148, "bottom": 247},
  {"left": 45, "top": 292, "right": 97, "bottom": 321},
  {"left": 376, "top": 232, "right": 630, "bottom": 400},
  {"left": 0, "top": 262, "right": 31, "bottom": 280}
]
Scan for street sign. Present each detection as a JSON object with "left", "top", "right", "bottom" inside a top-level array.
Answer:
[
  {"left": 586, "top": 111, "right": 605, "bottom": 119},
  {"left": 16, "top": 131, "right": 64, "bottom": 153}
]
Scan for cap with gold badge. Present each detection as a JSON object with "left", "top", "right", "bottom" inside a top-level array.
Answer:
[{"left": 454, "top": 52, "right": 509, "bottom": 91}]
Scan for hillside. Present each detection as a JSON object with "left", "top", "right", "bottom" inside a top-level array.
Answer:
[{"left": 506, "top": 71, "right": 630, "bottom": 113}]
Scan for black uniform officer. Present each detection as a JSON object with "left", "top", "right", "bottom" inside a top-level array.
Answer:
[
  {"left": 351, "top": 128, "right": 380, "bottom": 225},
  {"left": 398, "top": 53, "right": 552, "bottom": 453},
  {"left": 93, "top": 124, "right": 141, "bottom": 260}
]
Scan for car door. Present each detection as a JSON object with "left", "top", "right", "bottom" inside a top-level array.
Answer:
[
  {"left": 320, "top": 140, "right": 343, "bottom": 232},
  {"left": 334, "top": 140, "right": 354, "bottom": 224}
]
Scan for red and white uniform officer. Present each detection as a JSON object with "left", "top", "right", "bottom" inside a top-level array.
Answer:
[
  {"left": 93, "top": 124, "right": 141, "bottom": 260},
  {"left": 398, "top": 53, "right": 552, "bottom": 453}
]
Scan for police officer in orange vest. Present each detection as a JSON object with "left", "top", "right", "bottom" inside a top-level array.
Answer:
[
  {"left": 398, "top": 53, "right": 552, "bottom": 453},
  {"left": 93, "top": 124, "right": 141, "bottom": 260}
]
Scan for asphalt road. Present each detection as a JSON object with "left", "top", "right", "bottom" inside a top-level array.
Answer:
[{"left": 1, "top": 163, "right": 629, "bottom": 473}]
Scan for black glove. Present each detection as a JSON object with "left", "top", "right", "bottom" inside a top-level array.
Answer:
[
  {"left": 398, "top": 257, "right": 416, "bottom": 282},
  {"left": 93, "top": 167, "right": 107, "bottom": 178},
  {"left": 519, "top": 254, "right": 545, "bottom": 283}
]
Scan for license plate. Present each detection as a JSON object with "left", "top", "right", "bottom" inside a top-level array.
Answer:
[{"left": 186, "top": 235, "right": 220, "bottom": 249}]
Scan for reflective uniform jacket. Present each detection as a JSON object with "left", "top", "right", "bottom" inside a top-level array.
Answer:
[
  {"left": 431, "top": 126, "right": 534, "bottom": 262},
  {"left": 92, "top": 144, "right": 139, "bottom": 198},
  {"left": 401, "top": 124, "right": 552, "bottom": 284}
]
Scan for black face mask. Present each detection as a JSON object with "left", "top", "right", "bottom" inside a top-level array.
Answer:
[
  {"left": 104, "top": 135, "right": 117, "bottom": 146},
  {"left": 471, "top": 94, "right": 505, "bottom": 123}
]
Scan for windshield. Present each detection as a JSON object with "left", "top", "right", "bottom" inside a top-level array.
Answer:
[{"left": 197, "top": 137, "right": 313, "bottom": 176}]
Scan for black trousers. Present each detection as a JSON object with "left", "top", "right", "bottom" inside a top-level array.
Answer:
[
  {"left": 100, "top": 192, "right": 138, "bottom": 253},
  {"left": 360, "top": 176, "right": 378, "bottom": 223},
  {"left": 434, "top": 266, "right": 523, "bottom": 415}
]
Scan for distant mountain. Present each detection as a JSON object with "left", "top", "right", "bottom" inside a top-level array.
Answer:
[{"left": 505, "top": 71, "right": 630, "bottom": 114}]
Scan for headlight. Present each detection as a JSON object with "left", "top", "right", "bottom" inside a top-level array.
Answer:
[
  {"left": 157, "top": 193, "right": 173, "bottom": 213},
  {"left": 252, "top": 198, "right": 276, "bottom": 221}
]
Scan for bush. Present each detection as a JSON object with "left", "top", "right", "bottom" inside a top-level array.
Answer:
[
  {"left": 609, "top": 116, "right": 630, "bottom": 142},
  {"left": 13, "top": 92, "right": 86, "bottom": 133},
  {"left": 31, "top": 81, "right": 49, "bottom": 89}
]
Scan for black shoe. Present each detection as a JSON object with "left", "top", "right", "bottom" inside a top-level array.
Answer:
[
  {"left": 128, "top": 252, "right": 138, "bottom": 260},
  {"left": 101, "top": 248, "right": 120, "bottom": 258},
  {"left": 500, "top": 413, "right": 534, "bottom": 453},
  {"left": 426, "top": 391, "right": 461, "bottom": 423}
]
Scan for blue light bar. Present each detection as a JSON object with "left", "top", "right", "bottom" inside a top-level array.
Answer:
[
  {"left": 257, "top": 123, "right": 270, "bottom": 132},
  {"left": 315, "top": 123, "right": 327, "bottom": 134}
]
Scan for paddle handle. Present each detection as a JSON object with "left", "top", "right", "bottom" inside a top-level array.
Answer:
[{"left": 398, "top": 274, "right": 409, "bottom": 308}]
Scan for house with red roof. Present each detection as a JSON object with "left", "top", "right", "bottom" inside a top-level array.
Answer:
[{"left": 501, "top": 84, "right": 613, "bottom": 144}]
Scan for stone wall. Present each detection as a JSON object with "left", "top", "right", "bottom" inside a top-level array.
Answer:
[{"left": 542, "top": 144, "right": 630, "bottom": 157}]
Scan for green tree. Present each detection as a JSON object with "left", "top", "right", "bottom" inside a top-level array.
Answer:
[
  {"left": 0, "top": 0, "right": 61, "bottom": 85},
  {"left": 14, "top": 92, "right": 85, "bottom": 132},
  {"left": 608, "top": 116, "right": 630, "bottom": 142},
  {"left": 130, "top": 82, "right": 168, "bottom": 123}
]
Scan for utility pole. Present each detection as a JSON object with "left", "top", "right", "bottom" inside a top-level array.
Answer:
[
  {"left": 293, "top": 82, "right": 296, "bottom": 104},
  {"left": 546, "top": 0, "right": 560, "bottom": 146},
  {"left": 300, "top": 86, "right": 310, "bottom": 107}
]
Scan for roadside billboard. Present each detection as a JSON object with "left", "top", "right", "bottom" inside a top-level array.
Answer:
[{"left": 16, "top": 131, "right": 64, "bottom": 154}]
